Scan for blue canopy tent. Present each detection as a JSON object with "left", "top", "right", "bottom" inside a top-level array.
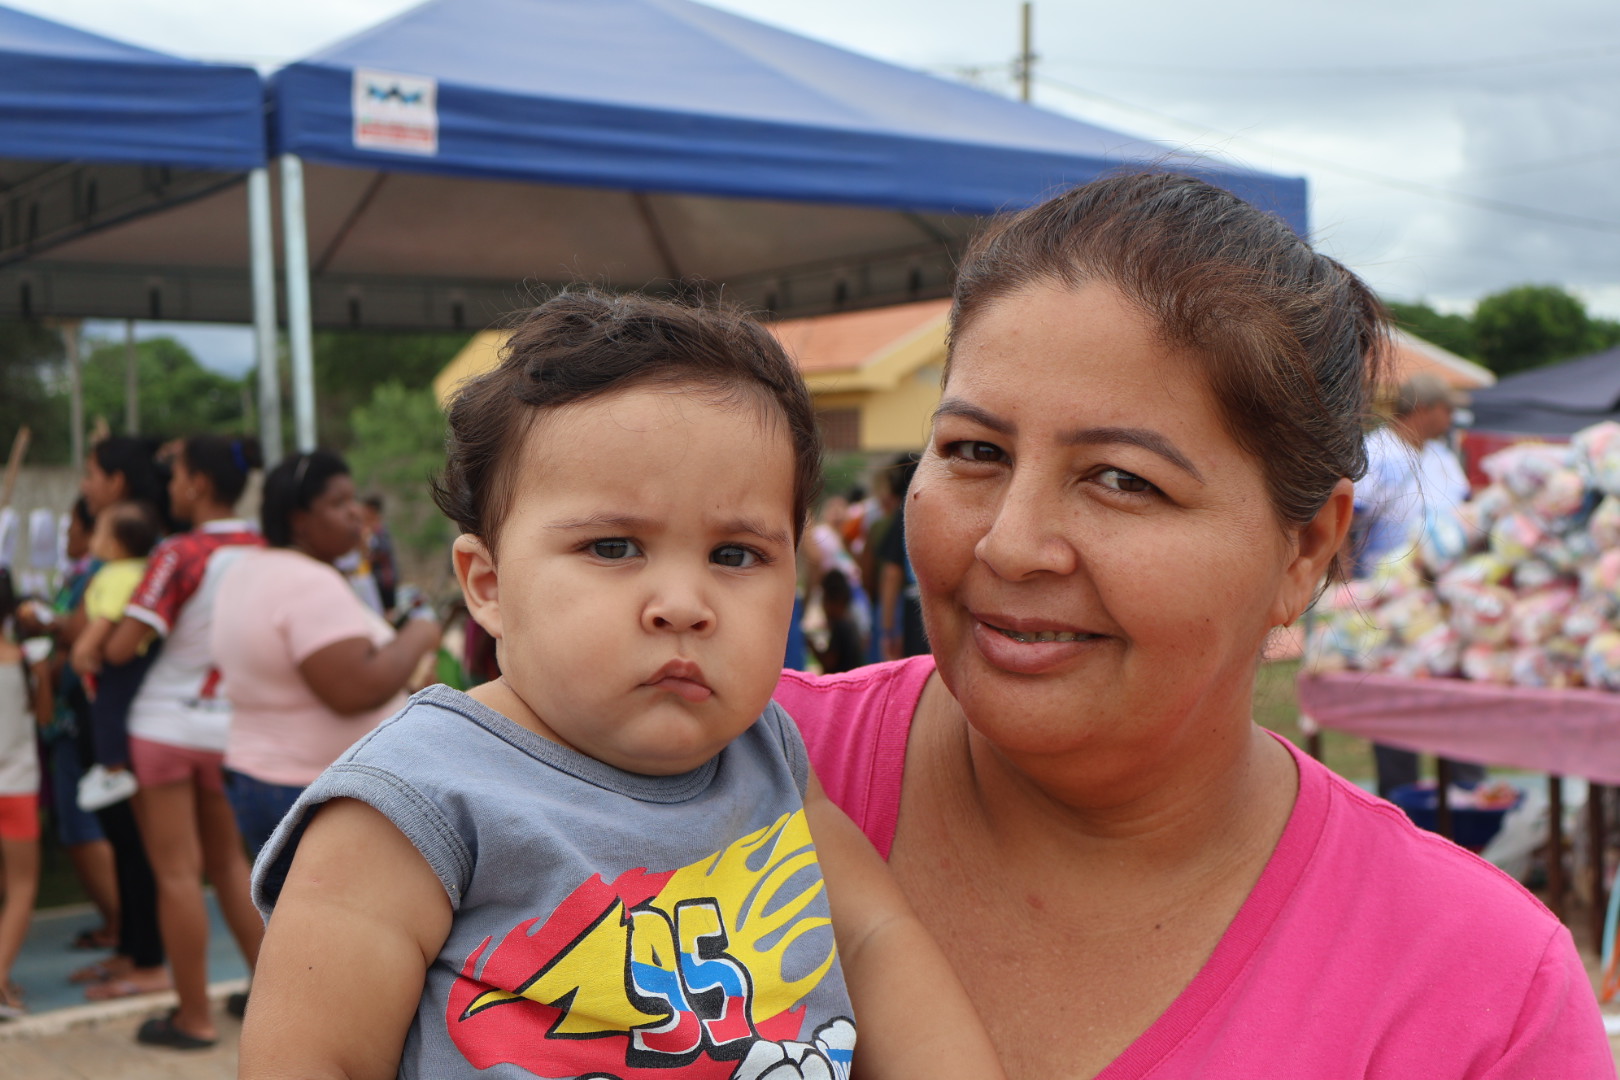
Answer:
[
  {"left": 1468, "top": 345, "right": 1620, "bottom": 437},
  {"left": 257, "top": 0, "right": 1305, "bottom": 446},
  {"left": 9, "top": 0, "right": 1308, "bottom": 449},
  {"left": 0, "top": 4, "right": 279, "bottom": 455}
]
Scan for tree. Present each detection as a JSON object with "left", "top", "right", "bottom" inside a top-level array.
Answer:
[
  {"left": 313, "top": 331, "right": 468, "bottom": 452},
  {"left": 80, "top": 335, "right": 249, "bottom": 439},
  {"left": 346, "top": 381, "right": 451, "bottom": 569},
  {"left": 1472, "top": 285, "right": 1598, "bottom": 376},
  {"left": 1384, "top": 300, "right": 1477, "bottom": 360},
  {"left": 0, "top": 322, "right": 69, "bottom": 464}
]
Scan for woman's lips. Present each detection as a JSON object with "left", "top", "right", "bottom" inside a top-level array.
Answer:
[
  {"left": 970, "top": 615, "right": 1105, "bottom": 675},
  {"left": 645, "top": 660, "right": 713, "bottom": 703}
]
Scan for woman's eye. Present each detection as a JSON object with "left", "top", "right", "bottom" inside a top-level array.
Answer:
[
  {"left": 590, "top": 538, "right": 641, "bottom": 560},
  {"left": 1097, "top": 468, "right": 1156, "bottom": 495},
  {"left": 712, "top": 545, "right": 761, "bottom": 568},
  {"left": 946, "top": 440, "right": 1005, "bottom": 463}
]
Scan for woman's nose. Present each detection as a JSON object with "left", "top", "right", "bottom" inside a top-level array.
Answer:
[{"left": 973, "top": 472, "right": 1080, "bottom": 580}]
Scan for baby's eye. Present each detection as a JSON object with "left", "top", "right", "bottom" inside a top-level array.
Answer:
[
  {"left": 944, "top": 440, "right": 1005, "bottom": 463},
  {"left": 712, "top": 545, "right": 762, "bottom": 568},
  {"left": 1096, "top": 468, "right": 1157, "bottom": 495},
  {"left": 590, "top": 538, "right": 642, "bottom": 560}
]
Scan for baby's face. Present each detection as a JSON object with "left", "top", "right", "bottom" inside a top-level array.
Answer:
[{"left": 474, "top": 386, "right": 799, "bottom": 775}]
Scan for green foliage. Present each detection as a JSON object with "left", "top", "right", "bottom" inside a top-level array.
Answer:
[
  {"left": 346, "top": 381, "right": 450, "bottom": 563},
  {"left": 81, "top": 336, "right": 248, "bottom": 440},
  {"left": 821, "top": 453, "right": 868, "bottom": 502},
  {"left": 1472, "top": 284, "right": 1600, "bottom": 376},
  {"left": 1384, "top": 300, "right": 1477, "bottom": 360},
  {"left": 0, "top": 322, "right": 69, "bottom": 463},
  {"left": 313, "top": 331, "right": 467, "bottom": 451}
]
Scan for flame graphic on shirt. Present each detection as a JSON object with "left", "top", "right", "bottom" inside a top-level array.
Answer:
[{"left": 446, "top": 810, "right": 844, "bottom": 1078}]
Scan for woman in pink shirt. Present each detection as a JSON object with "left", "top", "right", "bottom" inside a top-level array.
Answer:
[
  {"left": 774, "top": 173, "right": 1612, "bottom": 1078},
  {"left": 213, "top": 451, "right": 439, "bottom": 855}
]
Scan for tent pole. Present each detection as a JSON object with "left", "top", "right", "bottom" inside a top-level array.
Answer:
[
  {"left": 249, "top": 166, "right": 284, "bottom": 464},
  {"left": 64, "top": 321, "right": 84, "bottom": 472},
  {"left": 280, "top": 154, "right": 318, "bottom": 452},
  {"left": 124, "top": 319, "right": 138, "bottom": 434}
]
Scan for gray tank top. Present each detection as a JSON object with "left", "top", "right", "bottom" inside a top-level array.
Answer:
[{"left": 255, "top": 684, "right": 855, "bottom": 1080}]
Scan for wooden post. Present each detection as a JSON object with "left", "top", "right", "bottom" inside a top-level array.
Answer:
[
  {"left": 0, "top": 427, "right": 30, "bottom": 510},
  {"left": 1017, "top": 3, "right": 1034, "bottom": 103},
  {"left": 1434, "top": 756, "right": 1454, "bottom": 841},
  {"left": 1590, "top": 784, "right": 1608, "bottom": 950},
  {"left": 1548, "top": 775, "right": 1565, "bottom": 922}
]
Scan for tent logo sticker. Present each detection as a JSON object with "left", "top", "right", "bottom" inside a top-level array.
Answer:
[{"left": 353, "top": 69, "right": 438, "bottom": 155}]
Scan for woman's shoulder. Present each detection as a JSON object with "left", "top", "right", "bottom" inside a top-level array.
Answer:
[
  {"left": 772, "top": 658, "right": 935, "bottom": 857},
  {"left": 1290, "top": 745, "right": 1565, "bottom": 948}
]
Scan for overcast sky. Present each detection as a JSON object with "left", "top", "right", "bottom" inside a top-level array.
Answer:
[{"left": 25, "top": 0, "right": 1620, "bottom": 372}]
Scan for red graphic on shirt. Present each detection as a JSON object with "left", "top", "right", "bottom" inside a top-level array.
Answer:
[{"left": 445, "top": 867, "right": 809, "bottom": 1078}]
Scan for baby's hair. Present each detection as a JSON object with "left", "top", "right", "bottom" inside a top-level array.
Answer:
[
  {"left": 101, "top": 500, "right": 162, "bottom": 560},
  {"left": 432, "top": 289, "right": 822, "bottom": 558}
]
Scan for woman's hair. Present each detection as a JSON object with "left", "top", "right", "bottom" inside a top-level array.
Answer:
[
  {"left": 71, "top": 495, "right": 95, "bottom": 533},
  {"left": 92, "top": 435, "right": 171, "bottom": 524},
  {"left": 102, "top": 501, "right": 163, "bottom": 560},
  {"left": 179, "top": 435, "right": 262, "bottom": 506},
  {"left": 951, "top": 171, "right": 1387, "bottom": 554},
  {"left": 432, "top": 288, "right": 822, "bottom": 558},
  {"left": 0, "top": 567, "right": 14, "bottom": 625},
  {"left": 260, "top": 450, "right": 351, "bottom": 548}
]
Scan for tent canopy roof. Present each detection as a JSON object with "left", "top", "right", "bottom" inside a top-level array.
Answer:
[
  {"left": 0, "top": 3, "right": 264, "bottom": 170},
  {"left": 273, "top": 0, "right": 1305, "bottom": 225},
  {"left": 1467, "top": 345, "right": 1620, "bottom": 436}
]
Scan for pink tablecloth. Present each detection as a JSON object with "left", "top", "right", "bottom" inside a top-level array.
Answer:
[{"left": 1296, "top": 672, "right": 1620, "bottom": 785}]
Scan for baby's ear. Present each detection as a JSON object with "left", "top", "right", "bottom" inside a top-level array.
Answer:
[{"left": 452, "top": 534, "right": 503, "bottom": 639}]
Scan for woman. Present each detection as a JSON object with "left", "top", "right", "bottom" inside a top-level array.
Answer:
[
  {"left": 212, "top": 451, "right": 440, "bottom": 856},
  {"left": 60, "top": 438, "right": 170, "bottom": 1001},
  {"left": 774, "top": 173, "right": 1610, "bottom": 1076},
  {"left": 103, "top": 434, "right": 265, "bottom": 1049}
]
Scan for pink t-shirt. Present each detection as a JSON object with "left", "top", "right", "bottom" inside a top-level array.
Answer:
[
  {"left": 774, "top": 658, "right": 1614, "bottom": 1078},
  {"left": 213, "top": 547, "right": 403, "bottom": 787}
]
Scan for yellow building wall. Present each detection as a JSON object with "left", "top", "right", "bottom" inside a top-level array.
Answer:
[{"left": 859, "top": 362, "right": 943, "bottom": 451}]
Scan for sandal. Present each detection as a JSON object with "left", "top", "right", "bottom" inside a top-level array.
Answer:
[
  {"left": 85, "top": 971, "right": 172, "bottom": 1001},
  {"left": 136, "top": 1011, "right": 216, "bottom": 1050},
  {"left": 0, "top": 983, "right": 26, "bottom": 1021},
  {"left": 68, "top": 959, "right": 118, "bottom": 984},
  {"left": 226, "top": 990, "right": 249, "bottom": 1019},
  {"left": 71, "top": 926, "right": 118, "bottom": 951}
]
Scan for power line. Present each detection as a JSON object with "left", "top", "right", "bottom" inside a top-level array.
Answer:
[
  {"left": 1043, "top": 41, "right": 1620, "bottom": 79},
  {"left": 1035, "top": 74, "right": 1620, "bottom": 235}
]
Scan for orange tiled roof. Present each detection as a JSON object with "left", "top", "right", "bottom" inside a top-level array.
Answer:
[{"left": 769, "top": 298, "right": 950, "bottom": 374}]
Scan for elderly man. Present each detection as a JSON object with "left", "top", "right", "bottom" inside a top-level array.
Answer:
[{"left": 1353, "top": 372, "right": 1481, "bottom": 797}]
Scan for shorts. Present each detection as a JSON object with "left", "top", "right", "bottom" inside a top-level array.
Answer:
[
  {"left": 128, "top": 737, "right": 226, "bottom": 794},
  {"left": 225, "top": 770, "right": 305, "bottom": 857},
  {"left": 0, "top": 793, "right": 40, "bottom": 841}
]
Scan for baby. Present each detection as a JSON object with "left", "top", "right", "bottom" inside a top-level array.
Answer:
[
  {"left": 70, "top": 500, "right": 163, "bottom": 811},
  {"left": 245, "top": 292, "right": 1003, "bottom": 1080}
]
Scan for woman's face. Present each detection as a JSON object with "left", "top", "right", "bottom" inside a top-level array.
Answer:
[
  {"left": 291, "top": 473, "right": 364, "bottom": 564},
  {"left": 909, "top": 281, "right": 1309, "bottom": 778},
  {"left": 81, "top": 456, "right": 126, "bottom": 514}
]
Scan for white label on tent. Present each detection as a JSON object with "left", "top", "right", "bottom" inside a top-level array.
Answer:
[{"left": 353, "top": 69, "right": 438, "bottom": 156}]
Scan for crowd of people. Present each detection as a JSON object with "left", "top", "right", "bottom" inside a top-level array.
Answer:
[
  {"left": 0, "top": 436, "right": 436, "bottom": 1046},
  {"left": 0, "top": 170, "right": 1611, "bottom": 1075}
]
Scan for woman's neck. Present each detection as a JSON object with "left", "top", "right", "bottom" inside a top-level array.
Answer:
[
  {"left": 921, "top": 677, "right": 1298, "bottom": 886},
  {"left": 187, "top": 502, "right": 237, "bottom": 528}
]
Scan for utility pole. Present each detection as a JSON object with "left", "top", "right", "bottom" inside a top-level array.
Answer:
[
  {"left": 1017, "top": 2, "right": 1035, "bottom": 103},
  {"left": 63, "top": 321, "right": 83, "bottom": 471}
]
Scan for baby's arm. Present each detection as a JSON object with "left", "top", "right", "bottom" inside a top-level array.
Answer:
[
  {"left": 804, "top": 774, "right": 1006, "bottom": 1080},
  {"left": 69, "top": 617, "right": 114, "bottom": 678},
  {"left": 239, "top": 798, "right": 453, "bottom": 1080}
]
